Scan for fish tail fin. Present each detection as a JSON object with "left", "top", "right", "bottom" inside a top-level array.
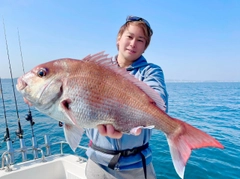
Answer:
[{"left": 166, "top": 118, "right": 224, "bottom": 179}]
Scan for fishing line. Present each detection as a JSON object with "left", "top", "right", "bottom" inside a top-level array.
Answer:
[
  {"left": 0, "top": 77, "right": 11, "bottom": 143},
  {"left": 17, "top": 28, "right": 26, "bottom": 74},
  {"left": 17, "top": 28, "right": 35, "bottom": 137},
  {"left": 2, "top": 18, "right": 24, "bottom": 139}
]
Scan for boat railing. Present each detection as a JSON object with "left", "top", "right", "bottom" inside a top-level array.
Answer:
[
  {"left": 1, "top": 152, "right": 12, "bottom": 172},
  {"left": 0, "top": 135, "right": 87, "bottom": 171}
]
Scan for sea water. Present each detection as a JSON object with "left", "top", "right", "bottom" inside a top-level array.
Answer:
[{"left": 0, "top": 79, "right": 239, "bottom": 179}]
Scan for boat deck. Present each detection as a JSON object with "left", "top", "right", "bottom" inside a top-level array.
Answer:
[{"left": 0, "top": 154, "right": 87, "bottom": 179}]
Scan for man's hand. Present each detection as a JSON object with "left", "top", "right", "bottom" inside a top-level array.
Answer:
[
  {"left": 97, "top": 124, "right": 123, "bottom": 139},
  {"left": 97, "top": 124, "right": 142, "bottom": 139}
]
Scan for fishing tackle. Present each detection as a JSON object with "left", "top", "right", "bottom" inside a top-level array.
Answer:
[
  {"left": 0, "top": 77, "right": 15, "bottom": 164},
  {"left": 0, "top": 77, "right": 11, "bottom": 143},
  {"left": 17, "top": 28, "right": 36, "bottom": 136},
  {"left": 2, "top": 18, "right": 27, "bottom": 161},
  {"left": 17, "top": 28, "right": 38, "bottom": 159},
  {"left": 2, "top": 19, "right": 24, "bottom": 139}
]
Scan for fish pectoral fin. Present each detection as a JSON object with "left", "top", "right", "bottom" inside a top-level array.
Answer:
[
  {"left": 60, "top": 99, "right": 77, "bottom": 125},
  {"left": 129, "top": 125, "right": 155, "bottom": 135},
  {"left": 167, "top": 118, "right": 224, "bottom": 179},
  {"left": 63, "top": 123, "right": 84, "bottom": 152}
]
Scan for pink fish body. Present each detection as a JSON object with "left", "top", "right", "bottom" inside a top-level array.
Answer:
[{"left": 16, "top": 52, "right": 223, "bottom": 179}]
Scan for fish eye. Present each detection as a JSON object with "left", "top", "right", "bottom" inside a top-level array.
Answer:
[{"left": 37, "top": 68, "right": 47, "bottom": 77}]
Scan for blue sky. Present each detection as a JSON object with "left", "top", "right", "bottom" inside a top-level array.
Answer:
[{"left": 0, "top": 0, "right": 239, "bottom": 81}]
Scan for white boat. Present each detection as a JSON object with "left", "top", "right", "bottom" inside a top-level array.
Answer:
[{"left": 0, "top": 139, "right": 87, "bottom": 179}]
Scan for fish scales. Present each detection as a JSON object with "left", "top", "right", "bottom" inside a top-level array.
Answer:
[{"left": 62, "top": 60, "right": 158, "bottom": 130}]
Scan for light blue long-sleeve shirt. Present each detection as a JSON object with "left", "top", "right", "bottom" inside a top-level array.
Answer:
[{"left": 85, "top": 55, "right": 168, "bottom": 170}]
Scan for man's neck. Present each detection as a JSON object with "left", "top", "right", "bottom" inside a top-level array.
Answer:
[{"left": 116, "top": 54, "right": 132, "bottom": 68}]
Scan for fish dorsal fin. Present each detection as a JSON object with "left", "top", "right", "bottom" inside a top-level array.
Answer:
[
  {"left": 83, "top": 51, "right": 113, "bottom": 66},
  {"left": 83, "top": 52, "right": 166, "bottom": 111}
]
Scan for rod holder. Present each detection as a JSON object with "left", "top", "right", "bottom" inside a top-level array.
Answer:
[
  {"left": 6, "top": 140, "right": 14, "bottom": 164},
  {"left": 31, "top": 136, "right": 38, "bottom": 159},
  {"left": 19, "top": 138, "right": 27, "bottom": 162},
  {"left": 44, "top": 135, "right": 51, "bottom": 156}
]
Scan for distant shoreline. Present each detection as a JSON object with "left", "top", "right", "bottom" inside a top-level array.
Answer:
[{"left": 165, "top": 80, "right": 240, "bottom": 83}]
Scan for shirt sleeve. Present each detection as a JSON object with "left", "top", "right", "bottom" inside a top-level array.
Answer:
[{"left": 142, "top": 64, "right": 169, "bottom": 112}]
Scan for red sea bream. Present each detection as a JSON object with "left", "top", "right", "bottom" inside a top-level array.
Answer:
[{"left": 16, "top": 52, "right": 224, "bottom": 179}]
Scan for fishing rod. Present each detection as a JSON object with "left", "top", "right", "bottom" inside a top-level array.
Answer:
[
  {"left": 17, "top": 28, "right": 39, "bottom": 159},
  {"left": 0, "top": 77, "right": 15, "bottom": 164},
  {"left": 17, "top": 28, "right": 35, "bottom": 137},
  {"left": 2, "top": 18, "right": 24, "bottom": 139},
  {"left": 2, "top": 18, "right": 28, "bottom": 162},
  {"left": 0, "top": 77, "right": 11, "bottom": 143}
]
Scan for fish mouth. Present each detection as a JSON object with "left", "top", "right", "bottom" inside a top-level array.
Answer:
[
  {"left": 17, "top": 75, "right": 60, "bottom": 106},
  {"left": 16, "top": 76, "right": 27, "bottom": 91},
  {"left": 23, "top": 97, "right": 32, "bottom": 106},
  {"left": 16, "top": 77, "right": 33, "bottom": 106}
]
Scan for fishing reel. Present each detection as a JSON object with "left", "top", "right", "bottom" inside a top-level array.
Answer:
[
  {"left": 25, "top": 111, "right": 35, "bottom": 126},
  {"left": 15, "top": 127, "right": 24, "bottom": 139},
  {"left": 3, "top": 134, "right": 8, "bottom": 142},
  {"left": 0, "top": 131, "right": 13, "bottom": 147},
  {"left": 3, "top": 127, "right": 10, "bottom": 141},
  {"left": 14, "top": 110, "right": 35, "bottom": 140}
]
